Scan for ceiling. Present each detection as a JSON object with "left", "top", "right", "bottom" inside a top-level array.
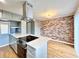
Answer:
[
  {"left": 0, "top": 0, "right": 79, "bottom": 20},
  {"left": 0, "top": 0, "right": 24, "bottom": 15}
]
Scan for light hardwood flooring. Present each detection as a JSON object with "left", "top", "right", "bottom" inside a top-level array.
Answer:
[
  {"left": 0, "top": 40, "right": 77, "bottom": 58},
  {"left": 48, "top": 40, "right": 77, "bottom": 58},
  {"left": 0, "top": 46, "right": 18, "bottom": 58}
]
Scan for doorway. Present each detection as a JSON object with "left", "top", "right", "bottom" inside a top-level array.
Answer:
[{"left": 0, "top": 22, "right": 10, "bottom": 34}]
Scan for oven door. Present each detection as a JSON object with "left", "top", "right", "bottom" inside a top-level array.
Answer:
[{"left": 17, "top": 39, "right": 27, "bottom": 58}]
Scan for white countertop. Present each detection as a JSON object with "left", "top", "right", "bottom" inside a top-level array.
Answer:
[
  {"left": 11, "top": 33, "right": 39, "bottom": 38},
  {"left": 27, "top": 36, "right": 49, "bottom": 49},
  {"left": 11, "top": 33, "right": 49, "bottom": 48},
  {"left": 11, "top": 33, "right": 73, "bottom": 49}
]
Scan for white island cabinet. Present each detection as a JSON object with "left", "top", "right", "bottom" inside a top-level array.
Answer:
[
  {"left": 27, "top": 45, "right": 36, "bottom": 58},
  {"left": 9, "top": 35, "right": 18, "bottom": 54},
  {"left": 11, "top": 33, "right": 48, "bottom": 58},
  {"left": 27, "top": 38, "right": 48, "bottom": 58}
]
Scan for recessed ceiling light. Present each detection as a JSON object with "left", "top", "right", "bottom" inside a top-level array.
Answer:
[
  {"left": 40, "top": 10, "right": 58, "bottom": 18},
  {"left": 0, "top": 0, "right": 6, "bottom": 3}
]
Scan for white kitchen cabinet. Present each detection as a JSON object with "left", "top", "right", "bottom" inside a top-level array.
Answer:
[
  {"left": 9, "top": 35, "right": 18, "bottom": 54},
  {"left": 27, "top": 42, "right": 48, "bottom": 58},
  {"left": 10, "top": 42, "right": 17, "bottom": 53},
  {"left": 27, "top": 45, "right": 35, "bottom": 58},
  {"left": 0, "top": 10, "right": 21, "bottom": 21},
  {"left": 21, "top": 20, "right": 27, "bottom": 34}
]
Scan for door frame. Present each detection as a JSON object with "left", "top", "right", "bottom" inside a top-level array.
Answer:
[{"left": 0, "top": 21, "right": 10, "bottom": 34}]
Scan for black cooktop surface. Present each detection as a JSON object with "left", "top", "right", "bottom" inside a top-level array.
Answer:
[{"left": 18, "top": 35, "right": 38, "bottom": 42}]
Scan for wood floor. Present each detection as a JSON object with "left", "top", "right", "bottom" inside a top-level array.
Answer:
[
  {"left": 0, "top": 46, "right": 18, "bottom": 58},
  {"left": 48, "top": 40, "right": 77, "bottom": 58},
  {"left": 0, "top": 40, "right": 77, "bottom": 58}
]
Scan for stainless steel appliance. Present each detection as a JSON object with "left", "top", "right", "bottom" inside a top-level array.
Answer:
[{"left": 17, "top": 35, "right": 38, "bottom": 58}]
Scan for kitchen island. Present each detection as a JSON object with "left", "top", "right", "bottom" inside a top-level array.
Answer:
[
  {"left": 11, "top": 33, "right": 74, "bottom": 58},
  {"left": 11, "top": 33, "right": 49, "bottom": 58}
]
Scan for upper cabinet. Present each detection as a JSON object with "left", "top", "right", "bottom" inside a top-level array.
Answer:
[{"left": 0, "top": 10, "right": 22, "bottom": 21}]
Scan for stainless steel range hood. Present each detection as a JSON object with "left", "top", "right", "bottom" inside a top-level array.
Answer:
[
  {"left": 22, "top": 1, "right": 33, "bottom": 22},
  {"left": 22, "top": 1, "right": 27, "bottom": 20},
  {"left": 21, "top": 1, "right": 34, "bottom": 34}
]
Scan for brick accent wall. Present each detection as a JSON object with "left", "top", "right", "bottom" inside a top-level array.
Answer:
[{"left": 40, "top": 16, "right": 74, "bottom": 44}]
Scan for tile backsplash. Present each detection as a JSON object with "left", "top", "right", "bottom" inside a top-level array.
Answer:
[{"left": 40, "top": 15, "right": 74, "bottom": 44}]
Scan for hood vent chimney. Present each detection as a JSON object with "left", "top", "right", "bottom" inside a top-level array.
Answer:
[{"left": 22, "top": 1, "right": 33, "bottom": 22}]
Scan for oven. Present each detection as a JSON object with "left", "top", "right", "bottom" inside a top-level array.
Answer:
[
  {"left": 17, "top": 39, "right": 27, "bottom": 58},
  {"left": 17, "top": 35, "right": 38, "bottom": 58}
]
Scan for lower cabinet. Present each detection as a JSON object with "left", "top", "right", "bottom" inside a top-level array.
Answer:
[
  {"left": 27, "top": 43, "right": 48, "bottom": 58},
  {"left": 27, "top": 45, "right": 35, "bottom": 58}
]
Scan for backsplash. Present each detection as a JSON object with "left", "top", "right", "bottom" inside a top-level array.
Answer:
[{"left": 40, "top": 16, "right": 74, "bottom": 44}]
